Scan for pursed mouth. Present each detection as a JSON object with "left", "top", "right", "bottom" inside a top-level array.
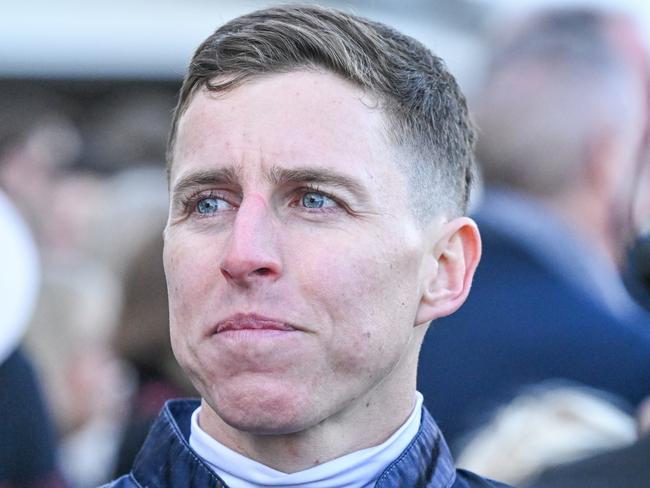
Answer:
[{"left": 214, "top": 313, "right": 297, "bottom": 334}]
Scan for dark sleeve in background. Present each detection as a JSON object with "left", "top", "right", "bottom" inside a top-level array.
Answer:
[
  {"left": 524, "top": 436, "right": 650, "bottom": 488},
  {"left": 0, "top": 347, "right": 67, "bottom": 488},
  {"left": 623, "top": 233, "right": 650, "bottom": 314}
]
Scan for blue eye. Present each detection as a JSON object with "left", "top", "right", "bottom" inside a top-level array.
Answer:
[
  {"left": 301, "top": 192, "right": 336, "bottom": 209},
  {"left": 196, "top": 197, "right": 231, "bottom": 214}
]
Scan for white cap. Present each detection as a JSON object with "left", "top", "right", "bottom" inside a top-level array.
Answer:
[{"left": 0, "top": 190, "right": 40, "bottom": 364}]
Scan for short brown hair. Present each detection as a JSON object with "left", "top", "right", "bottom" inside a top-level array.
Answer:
[{"left": 168, "top": 4, "right": 476, "bottom": 219}]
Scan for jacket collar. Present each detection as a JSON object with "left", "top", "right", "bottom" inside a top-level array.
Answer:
[
  {"left": 375, "top": 404, "right": 456, "bottom": 487},
  {"left": 131, "top": 399, "right": 456, "bottom": 487}
]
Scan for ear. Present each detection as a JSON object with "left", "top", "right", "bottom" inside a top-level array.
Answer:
[{"left": 414, "top": 217, "right": 481, "bottom": 325}]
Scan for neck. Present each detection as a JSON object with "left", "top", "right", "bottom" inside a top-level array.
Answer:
[{"left": 198, "top": 333, "right": 422, "bottom": 473}]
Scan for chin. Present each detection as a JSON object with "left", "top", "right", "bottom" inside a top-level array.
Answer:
[
  {"left": 221, "top": 409, "right": 307, "bottom": 435},
  {"left": 207, "top": 382, "right": 317, "bottom": 435}
]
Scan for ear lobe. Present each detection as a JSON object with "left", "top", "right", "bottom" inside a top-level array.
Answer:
[{"left": 414, "top": 217, "right": 481, "bottom": 325}]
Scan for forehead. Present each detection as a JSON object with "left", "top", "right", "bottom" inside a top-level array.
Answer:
[{"left": 170, "top": 70, "right": 396, "bottom": 186}]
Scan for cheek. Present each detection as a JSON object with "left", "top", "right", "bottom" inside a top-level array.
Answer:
[
  {"left": 165, "top": 234, "right": 215, "bottom": 315},
  {"left": 296, "top": 235, "right": 421, "bottom": 369},
  {"left": 318, "top": 237, "right": 420, "bottom": 315},
  {"left": 164, "top": 234, "right": 218, "bottom": 356},
  {"left": 164, "top": 234, "right": 227, "bottom": 400}
]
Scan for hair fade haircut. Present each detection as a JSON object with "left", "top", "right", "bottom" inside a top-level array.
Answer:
[{"left": 168, "top": 4, "right": 476, "bottom": 220}]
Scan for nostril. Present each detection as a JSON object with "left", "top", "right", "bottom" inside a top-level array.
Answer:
[{"left": 254, "top": 268, "right": 272, "bottom": 276}]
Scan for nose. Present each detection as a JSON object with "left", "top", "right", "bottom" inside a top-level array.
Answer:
[{"left": 219, "top": 194, "right": 282, "bottom": 287}]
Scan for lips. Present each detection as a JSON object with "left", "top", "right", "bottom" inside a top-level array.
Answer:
[{"left": 214, "top": 313, "right": 296, "bottom": 334}]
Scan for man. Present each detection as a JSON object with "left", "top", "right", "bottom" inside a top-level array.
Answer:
[
  {"left": 107, "top": 4, "right": 511, "bottom": 487},
  {"left": 418, "top": 8, "right": 650, "bottom": 450}
]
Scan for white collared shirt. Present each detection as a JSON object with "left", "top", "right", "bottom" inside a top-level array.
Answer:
[{"left": 189, "top": 392, "right": 423, "bottom": 488}]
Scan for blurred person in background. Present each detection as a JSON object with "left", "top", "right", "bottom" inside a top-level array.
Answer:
[
  {"left": 418, "top": 6, "right": 650, "bottom": 455},
  {"left": 26, "top": 118, "right": 171, "bottom": 486},
  {"left": 0, "top": 87, "right": 82, "bottom": 243},
  {"left": 0, "top": 95, "right": 129, "bottom": 487},
  {"left": 0, "top": 189, "right": 67, "bottom": 487},
  {"left": 82, "top": 90, "right": 174, "bottom": 174},
  {"left": 30, "top": 256, "right": 128, "bottom": 488},
  {"left": 0, "top": 77, "right": 173, "bottom": 486}
]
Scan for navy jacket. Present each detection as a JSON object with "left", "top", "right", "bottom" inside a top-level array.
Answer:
[
  {"left": 106, "top": 399, "right": 512, "bottom": 487},
  {"left": 0, "top": 347, "right": 67, "bottom": 488}
]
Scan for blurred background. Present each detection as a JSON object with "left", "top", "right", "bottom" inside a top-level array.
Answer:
[{"left": 1, "top": 0, "right": 650, "bottom": 487}]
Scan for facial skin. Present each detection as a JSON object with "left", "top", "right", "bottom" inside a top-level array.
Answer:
[{"left": 164, "top": 70, "right": 480, "bottom": 471}]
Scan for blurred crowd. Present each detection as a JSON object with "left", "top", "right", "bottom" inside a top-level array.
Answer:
[
  {"left": 0, "top": 84, "right": 194, "bottom": 486},
  {"left": 1, "top": 4, "right": 650, "bottom": 488}
]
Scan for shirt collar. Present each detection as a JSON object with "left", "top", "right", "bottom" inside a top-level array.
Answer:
[
  {"left": 189, "top": 393, "right": 426, "bottom": 488},
  {"left": 131, "top": 398, "right": 457, "bottom": 488}
]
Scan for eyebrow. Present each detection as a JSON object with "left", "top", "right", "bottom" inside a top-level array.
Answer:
[
  {"left": 267, "top": 166, "right": 370, "bottom": 204},
  {"left": 171, "top": 164, "right": 370, "bottom": 204},
  {"left": 171, "top": 167, "right": 241, "bottom": 197}
]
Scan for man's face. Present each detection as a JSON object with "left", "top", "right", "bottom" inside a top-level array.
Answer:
[{"left": 164, "top": 71, "right": 432, "bottom": 435}]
